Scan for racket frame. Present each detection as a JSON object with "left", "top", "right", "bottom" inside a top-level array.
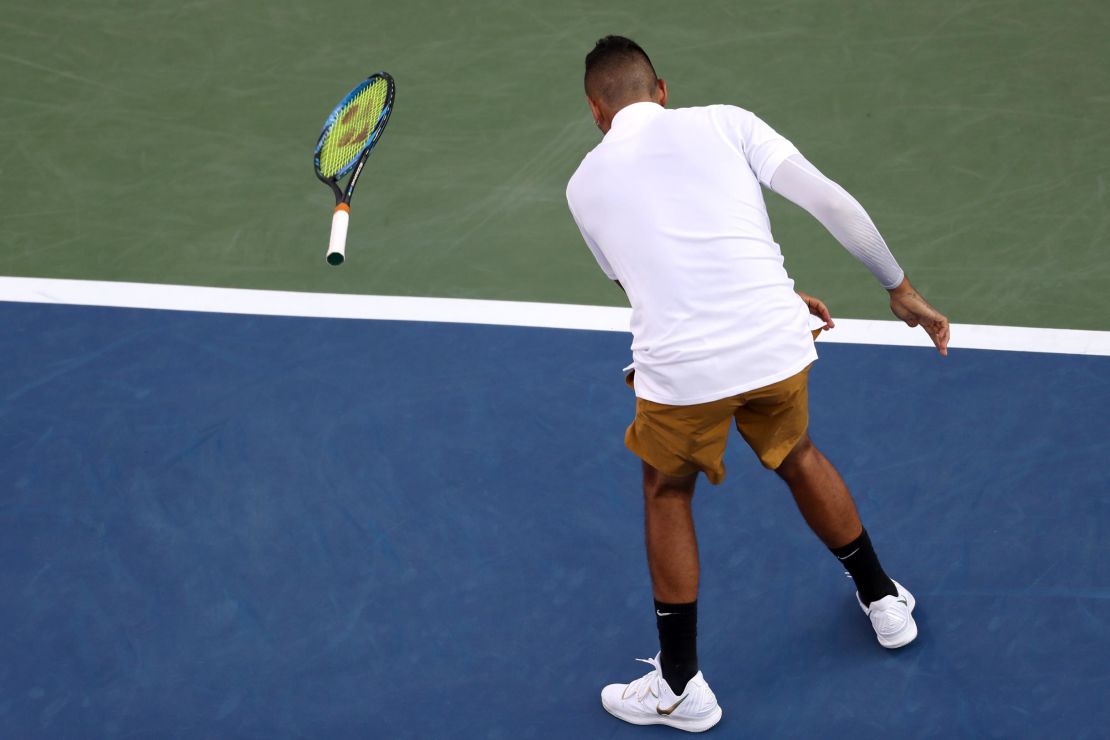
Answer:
[{"left": 314, "top": 72, "right": 395, "bottom": 264}]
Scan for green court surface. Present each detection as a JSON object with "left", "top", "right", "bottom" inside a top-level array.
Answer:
[{"left": 1, "top": 0, "right": 1107, "bottom": 330}]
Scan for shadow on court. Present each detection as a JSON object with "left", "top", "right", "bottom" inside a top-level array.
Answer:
[{"left": 1, "top": 302, "right": 1107, "bottom": 738}]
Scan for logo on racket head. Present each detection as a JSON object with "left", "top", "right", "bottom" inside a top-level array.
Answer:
[
  {"left": 341, "top": 105, "right": 361, "bottom": 125},
  {"left": 334, "top": 105, "right": 371, "bottom": 147},
  {"left": 337, "top": 125, "right": 370, "bottom": 147}
]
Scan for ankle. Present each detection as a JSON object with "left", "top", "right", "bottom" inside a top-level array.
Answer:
[
  {"left": 655, "top": 599, "right": 698, "bottom": 695},
  {"left": 829, "top": 529, "right": 897, "bottom": 606}
]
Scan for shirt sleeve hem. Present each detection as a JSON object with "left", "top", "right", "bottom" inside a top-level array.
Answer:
[{"left": 757, "top": 143, "right": 801, "bottom": 186}]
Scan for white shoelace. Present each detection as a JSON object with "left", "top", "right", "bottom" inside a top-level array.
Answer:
[{"left": 621, "top": 657, "right": 663, "bottom": 703}]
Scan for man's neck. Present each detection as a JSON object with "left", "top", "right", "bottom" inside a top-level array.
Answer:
[{"left": 602, "top": 99, "right": 662, "bottom": 133}]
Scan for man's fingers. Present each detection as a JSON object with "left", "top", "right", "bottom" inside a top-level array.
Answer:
[
  {"left": 892, "top": 292, "right": 950, "bottom": 356},
  {"left": 929, "top": 328, "right": 946, "bottom": 355},
  {"left": 816, "top": 301, "right": 833, "bottom": 328},
  {"left": 926, "top": 317, "right": 950, "bottom": 356},
  {"left": 937, "top": 318, "right": 951, "bottom": 356},
  {"left": 803, "top": 294, "right": 834, "bottom": 329}
]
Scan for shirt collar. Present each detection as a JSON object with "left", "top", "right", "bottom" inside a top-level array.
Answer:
[{"left": 606, "top": 101, "right": 665, "bottom": 141}]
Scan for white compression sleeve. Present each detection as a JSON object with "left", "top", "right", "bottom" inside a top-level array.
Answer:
[{"left": 769, "top": 154, "right": 905, "bottom": 289}]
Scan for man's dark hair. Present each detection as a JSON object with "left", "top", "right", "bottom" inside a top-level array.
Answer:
[{"left": 584, "top": 35, "right": 659, "bottom": 107}]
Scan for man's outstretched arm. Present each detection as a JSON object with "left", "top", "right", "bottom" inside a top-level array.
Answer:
[{"left": 769, "top": 154, "right": 950, "bottom": 355}]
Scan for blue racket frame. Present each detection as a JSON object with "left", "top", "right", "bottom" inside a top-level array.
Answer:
[{"left": 314, "top": 72, "right": 395, "bottom": 206}]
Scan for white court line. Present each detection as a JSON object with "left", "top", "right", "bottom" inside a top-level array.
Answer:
[{"left": 1, "top": 276, "right": 1108, "bottom": 356}]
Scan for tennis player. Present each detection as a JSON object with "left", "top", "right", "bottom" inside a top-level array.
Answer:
[{"left": 566, "top": 36, "right": 950, "bottom": 732}]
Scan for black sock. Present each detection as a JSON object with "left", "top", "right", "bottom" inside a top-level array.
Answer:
[
  {"left": 655, "top": 599, "right": 698, "bottom": 695},
  {"left": 830, "top": 528, "right": 897, "bottom": 606}
]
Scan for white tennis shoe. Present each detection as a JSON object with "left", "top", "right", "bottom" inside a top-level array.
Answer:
[
  {"left": 600, "top": 655, "right": 722, "bottom": 733},
  {"left": 858, "top": 580, "right": 917, "bottom": 648}
]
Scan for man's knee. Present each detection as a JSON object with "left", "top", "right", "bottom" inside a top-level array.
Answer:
[
  {"left": 775, "top": 433, "right": 815, "bottom": 478},
  {"left": 642, "top": 461, "right": 697, "bottom": 501}
]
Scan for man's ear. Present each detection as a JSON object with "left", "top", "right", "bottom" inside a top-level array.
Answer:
[
  {"left": 586, "top": 95, "right": 604, "bottom": 127},
  {"left": 656, "top": 78, "right": 668, "bottom": 107}
]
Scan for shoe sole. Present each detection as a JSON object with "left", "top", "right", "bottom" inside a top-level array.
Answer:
[{"left": 602, "top": 703, "right": 723, "bottom": 733}]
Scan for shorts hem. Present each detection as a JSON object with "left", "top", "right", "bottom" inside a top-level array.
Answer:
[{"left": 624, "top": 433, "right": 724, "bottom": 484}]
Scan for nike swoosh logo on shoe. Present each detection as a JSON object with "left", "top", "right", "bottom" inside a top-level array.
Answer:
[
  {"left": 657, "top": 694, "right": 689, "bottom": 716},
  {"left": 897, "top": 597, "right": 908, "bottom": 606}
]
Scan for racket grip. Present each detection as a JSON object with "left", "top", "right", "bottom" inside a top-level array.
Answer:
[{"left": 326, "top": 204, "right": 350, "bottom": 266}]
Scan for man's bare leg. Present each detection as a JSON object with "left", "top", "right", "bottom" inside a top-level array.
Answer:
[
  {"left": 642, "top": 461, "right": 701, "bottom": 693},
  {"left": 775, "top": 433, "right": 897, "bottom": 604},
  {"left": 643, "top": 461, "right": 700, "bottom": 602},
  {"left": 774, "top": 433, "right": 862, "bottom": 548}
]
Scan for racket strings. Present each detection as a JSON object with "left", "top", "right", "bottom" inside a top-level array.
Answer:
[{"left": 318, "top": 79, "right": 390, "bottom": 179}]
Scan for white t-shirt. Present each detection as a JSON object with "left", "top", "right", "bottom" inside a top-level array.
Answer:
[{"left": 566, "top": 102, "right": 818, "bottom": 405}]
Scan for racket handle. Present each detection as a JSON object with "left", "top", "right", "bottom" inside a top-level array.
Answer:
[{"left": 326, "top": 203, "right": 350, "bottom": 266}]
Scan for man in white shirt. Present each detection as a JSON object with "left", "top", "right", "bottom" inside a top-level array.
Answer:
[{"left": 566, "top": 36, "right": 949, "bottom": 732}]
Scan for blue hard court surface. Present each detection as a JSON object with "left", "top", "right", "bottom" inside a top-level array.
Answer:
[{"left": 1, "top": 302, "right": 1108, "bottom": 738}]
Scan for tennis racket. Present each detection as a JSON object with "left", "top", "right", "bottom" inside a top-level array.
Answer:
[{"left": 314, "top": 72, "right": 395, "bottom": 266}]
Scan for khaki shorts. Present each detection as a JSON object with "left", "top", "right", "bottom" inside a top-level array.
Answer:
[{"left": 624, "top": 363, "right": 813, "bottom": 484}]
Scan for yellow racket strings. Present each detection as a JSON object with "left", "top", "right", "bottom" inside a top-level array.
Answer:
[{"left": 318, "top": 79, "right": 389, "bottom": 179}]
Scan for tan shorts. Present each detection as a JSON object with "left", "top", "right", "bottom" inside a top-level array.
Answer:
[{"left": 624, "top": 364, "right": 813, "bottom": 484}]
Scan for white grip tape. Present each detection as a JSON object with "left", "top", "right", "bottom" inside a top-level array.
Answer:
[{"left": 326, "top": 206, "right": 349, "bottom": 264}]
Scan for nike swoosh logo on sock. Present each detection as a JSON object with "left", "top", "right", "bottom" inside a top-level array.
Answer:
[
  {"left": 656, "top": 609, "right": 675, "bottom": 617},
  {"left": 657, "top": 694, "right": 689, "bottom": 716},
  {"left": 836, "top": 547, "right": 860, "bottom": 561}
]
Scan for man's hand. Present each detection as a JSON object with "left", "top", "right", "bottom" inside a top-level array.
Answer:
[
  {"left": 888, "top": 277, "right": 950, "bottom": 356},
  {"left": 797, "top": 291, "right": 835, "bottom": 330}
]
